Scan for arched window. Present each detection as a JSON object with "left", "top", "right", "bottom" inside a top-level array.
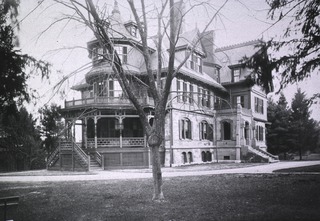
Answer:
[
  {"left": 221, "top": 121, "right": 232, "bottom": 140},
  {"left": 206, "top": 151, "right": 212, "bottom": 162},
  {"left": 188, "top": 152, "right": 193, "bottom": 163},
  {"left": 180, "top": 118, "right": 192, "bottom": 139},
  {"left": 202, "top": 151, "right": 206, "bottom": 162},
  {"left": 200, "top": 121, "right": 213, "bottom": 141},
  {"left": 182, "top": 152, "right": 187, "bottom": 164}
]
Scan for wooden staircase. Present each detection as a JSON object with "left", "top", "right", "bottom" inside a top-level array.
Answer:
[
  {"left": 47, "top": 139, "right": 90, "bottom": 171},
  {"left": 89, "top": 152, "right": 103, "bottom": 170},
  {"left": 46, "top": 109, "right": 101, "bottom": 171}
]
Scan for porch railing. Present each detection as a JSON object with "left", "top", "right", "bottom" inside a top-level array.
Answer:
[
  {"left": 65, "top": 96, "right": 154, "bottom": 109},
  {"left": 87, "top": 137, "right": 145, "bottom": 148}
]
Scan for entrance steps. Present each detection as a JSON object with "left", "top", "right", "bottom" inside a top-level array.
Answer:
[
  {"left": 89, "top": 153, "right": 103, "bottom": 171},
  {"left": 247, "top": 146, "right": 279, "bottom": 163}
]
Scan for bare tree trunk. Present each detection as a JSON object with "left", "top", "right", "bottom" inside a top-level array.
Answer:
[
  {"left": 148, "top": 110, "right": 165, "bottom": 201},
  {"left": 151, "top": 145, "right": 164, "bottom": 200}
]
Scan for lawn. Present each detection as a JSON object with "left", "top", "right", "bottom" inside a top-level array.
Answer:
[
  {"left": 274, "top": 164, "right": 320, "bottom": 173},
  {"left": 1, "top": 173, "right": 320, "bottom": 221}
]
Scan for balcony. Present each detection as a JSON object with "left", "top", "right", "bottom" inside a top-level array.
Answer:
[{"left": 64, "top": 96, "right": 154, "bottom": 110}]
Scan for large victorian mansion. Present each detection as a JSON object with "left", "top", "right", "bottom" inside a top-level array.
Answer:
[{"left": 47, "top": 2, "right": 278, "bottom": 171}]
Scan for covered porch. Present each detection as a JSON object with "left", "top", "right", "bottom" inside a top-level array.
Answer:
[
  {"left": 65, "top": 110, "right": 148, "bottom": 150},
  {"left": 66, "top": 110, "right": 150, "bottom": 169}
]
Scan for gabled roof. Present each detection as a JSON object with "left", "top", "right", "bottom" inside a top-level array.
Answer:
[
  {"left": 175, "top": 28, "right": 206, "bottom": 56},
  {"left": 215, "top": 39, "right": 262, "bottom": 66}
]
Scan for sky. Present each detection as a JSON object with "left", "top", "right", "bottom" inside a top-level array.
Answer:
[{"left": 16, "top": 0, "right": 320, "bottom": 120}]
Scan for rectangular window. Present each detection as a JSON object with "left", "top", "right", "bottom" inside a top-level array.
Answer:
[
  {"left": 180, "top": 119, "right": 192, "bottom": 139},
  {"left": 202, "top": 89, "right": 206, "bottom": 106},
  {"left": 183, "top": 81, "right": 188, "bottom": 103},
  {"left": 189, "top": 52, "right": 202, "bottom": 73},
  {"left": 189, "top": 84, "right": 194, "bottom": 103},
  {"left": 114, "top": 46, "right": 128, "bottom": 64},
  {"left": 131, "top": 26, "right": 137, "bottom": 37},
  {"left": 177, "top": 79, "right": 181, "bottom": 102},
  {"left": 216, "top": 68, "right": 221, "bottom": 83},
  {"left": 198, "top": 87, "right": 202, "bottom": 106},
  {"left": 233, "top": 69, "right": 240, "bottom": 82},
  {"left": 206, "top": 90, "right": 211, "bottom": 108},
  {"left": 197, "top": 57, "right": 203, "bottom": 73},
  {"left": 233, "top": 95, "right": 245, "bottom": 108},
  {"left": 109, "top": 80, "right": 114, "bottom": 97},
  {"left": 92, "top": 48, "right": 98, "bottom": 61},
  {"left": 254, "top": 97, "right": 264, "bottom": 114},
  {"left": 256, "top": 126, "right": 264, "bottom": 141},
  {"left": 108, "top": 79, "right": 122, "bottom": 97},
  {"left": 97, "top": 81, "right": 105, "bottom": 97},
  {"left": 200, "top": 122, "right": 213, "bottom": 141},
  {"left": 97, "top": 48, "right": 103, "bottom": 60}
]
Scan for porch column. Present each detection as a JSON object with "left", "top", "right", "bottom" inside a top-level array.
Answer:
[
  {"left": 120, "top": 128, "right": 123, "bottom": 148},
  {"left": 235, "top": 97, "right": 241, "bottom": 162},
  {"left": 94, "top": 116, "right": 98, "bottom": 149},
  {"left": 84, "top": 118, "right": 88, "bottom": 149},
  {"left": 236, "top": 98, "right": 241, "bottom": 148},
  {"left": 116, "top": 115, "right": 124, "bottom": 148}
]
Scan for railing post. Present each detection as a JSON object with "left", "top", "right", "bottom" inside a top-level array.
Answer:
[
  {"left": 59, "top": 139, "right": 62, "bottom": 170},
  {"left": 88, "top": 155, "right": 90, "bottom": 171},
  {"left": 72, "top": 140, "right": 74, "bottom": 171},
  {"left": 94, "top": 116, "right": 98, "bottom": 149},
  {"left": 101, "top": 154, "right": 104, "bottom": 170}
]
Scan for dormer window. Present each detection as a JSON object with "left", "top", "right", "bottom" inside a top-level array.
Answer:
[
  {"left": 131, "top": 26, "right": 137, "bottom": 37},
  {"left": 232, "top": 68, "right": 240, "bottom": 82},
  {"left": 187, "top": 52, "right": 203, "bottom": 73},
  {"left": 124, "top": 21, "right": 138, "bottom": 37}
]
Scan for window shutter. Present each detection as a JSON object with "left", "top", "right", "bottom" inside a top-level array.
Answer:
[
  {"left": 188, "top": 120, "right": 192, "bottom": 139},
  {"left": 183, "top": 82, "right": 187, "bottom": 102},
  {"left": 178, "top": 119, "right": 181, "bottom": 139},
  {"left": 103, "top": 80, "right": 107, "bottom": 95},
  {"left": 123, "top": 46, "right": 127, "bottom": 64},
  {"left": 199, "top": 122, "right": 202, "bottom": 140},
  {"left": 93, "top": 82, "right": 97, "bottom": 97},
  {"left": 209, "top": 124, "right": 214, "bottom": 141}
]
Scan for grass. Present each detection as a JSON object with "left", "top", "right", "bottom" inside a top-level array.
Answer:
[
  {"left": 274, "top": 164, "right": 320, "bottom": 173},
  {"left": 1, "top": 173, "right": 320, "bottom": 221}
]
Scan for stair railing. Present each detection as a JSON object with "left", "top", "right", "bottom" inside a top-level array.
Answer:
[
  {"left": 95, "top": 152, "right": 102, "bottom": 166},
  {"left": 46, "top": 147, "right": 59, "bottom": 169},
  {"left": 73, "top": 140, "right": 90, "bottom": 167},
  {"left": 248, "top": 146, "right": 279, "bottom": 162}
]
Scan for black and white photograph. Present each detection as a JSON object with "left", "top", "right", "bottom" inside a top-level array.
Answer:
[{"left": 1, "top": 0, "right": 319, "bottom": 220}]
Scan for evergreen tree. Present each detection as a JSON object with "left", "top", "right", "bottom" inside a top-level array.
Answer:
[
  {"left": 289, "top": 88, "right": 319, "bottom": 160},
  {"left": 0, "top": 105, "right": 45, "bottom": 171},
  {"left": 0, "top": 0, "right": 50, "bottom": 108},
  {"left": 266, "top": 94, "right": 291, "bottom": 158},
  {"left": 38, "top": 104, "right": 63, "bottom": 155},
  {"left": 0, "top": 0, "right": 49, "bottom": 171},
  {"left": 244, "top": 0, "right": 320, "bottom": 95}
]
